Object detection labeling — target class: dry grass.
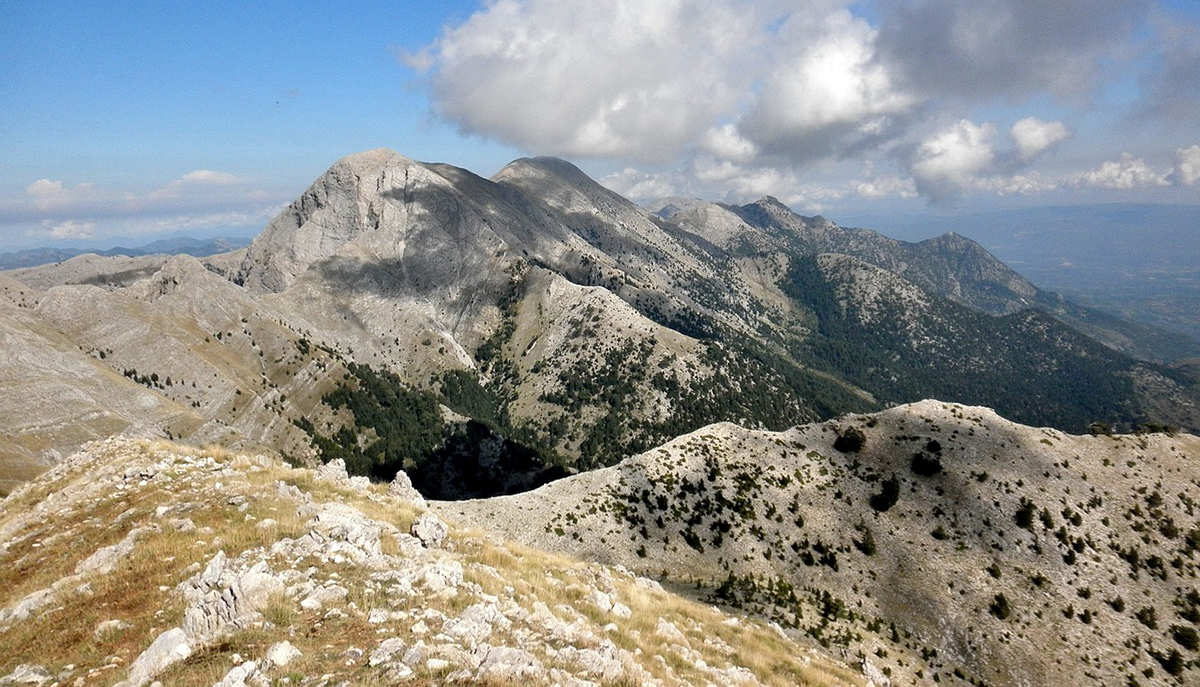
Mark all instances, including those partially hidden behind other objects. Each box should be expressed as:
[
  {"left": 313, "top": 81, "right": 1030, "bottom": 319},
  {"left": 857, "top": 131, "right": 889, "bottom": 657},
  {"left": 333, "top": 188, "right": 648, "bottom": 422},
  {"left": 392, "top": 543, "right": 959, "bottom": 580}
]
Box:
[{"left": 1, "top": 439, "right": 862, "bottom": 686}]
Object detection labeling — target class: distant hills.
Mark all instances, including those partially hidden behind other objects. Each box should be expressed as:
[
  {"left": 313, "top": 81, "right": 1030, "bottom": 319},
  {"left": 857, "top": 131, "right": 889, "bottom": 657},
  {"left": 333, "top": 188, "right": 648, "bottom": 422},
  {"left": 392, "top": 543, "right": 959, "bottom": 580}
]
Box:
[
  {"left": 0, "top": 236, "right": 251, "bottom": 270},
  {"left": 857, "top": 203, "right": 1200, "bottom": 342}
]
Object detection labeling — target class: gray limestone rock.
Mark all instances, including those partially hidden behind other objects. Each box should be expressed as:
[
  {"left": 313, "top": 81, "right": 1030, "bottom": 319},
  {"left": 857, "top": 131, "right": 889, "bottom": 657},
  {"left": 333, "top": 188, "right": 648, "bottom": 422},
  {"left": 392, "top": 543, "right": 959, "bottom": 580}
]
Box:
[
  {"left": 116, "top": 627, "right": 192, "bottom": 687},
  {"left": 388, "top": 469, "right": 427, "bottom": 508},
  {"left": 76, "top": 525, "right": 156, "bottom": 576},
  {"left": 264, "top": 641, "right": 302, "bottom": 668},
  {"left": 212, "top": 660, "right": 259, "bottom": 687},
  {"left": 368, "top": 637, "right": 407, "bottom": 667},
  {"left": 444, "top": 602, "right": 509, "bottom": 646},
  {"left": 475, "top": 646, "right": 544, "bottom": 681},
  {"left": 314, "top": 458, "right": 349, "bottom": 484},
  {"left": 410, "top": 511, "right": 447, "bottom": 549},
  {"left": 0, "top": 664, "right": 52, "bottom": 685}
]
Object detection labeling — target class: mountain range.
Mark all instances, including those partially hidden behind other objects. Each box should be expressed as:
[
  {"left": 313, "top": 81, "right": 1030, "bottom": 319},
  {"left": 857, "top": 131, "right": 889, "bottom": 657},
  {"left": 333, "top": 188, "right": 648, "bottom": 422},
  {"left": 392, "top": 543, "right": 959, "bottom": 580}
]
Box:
[
  {"left": 0, "top": 236, "right": 252, "bottom": 271},
  {"left": 2, "top": 149, "right": 1199, "bottom": 685},
  {"left": 2, "top": 148, "right": 1197, "bottom": 496}
]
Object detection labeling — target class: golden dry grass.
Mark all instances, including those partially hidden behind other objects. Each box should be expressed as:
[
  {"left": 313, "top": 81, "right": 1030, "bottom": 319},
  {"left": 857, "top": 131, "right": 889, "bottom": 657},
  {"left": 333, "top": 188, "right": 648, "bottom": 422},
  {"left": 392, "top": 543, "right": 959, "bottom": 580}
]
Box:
[{"left": 0, "top": 439, "right": 861, "bottom": 686}]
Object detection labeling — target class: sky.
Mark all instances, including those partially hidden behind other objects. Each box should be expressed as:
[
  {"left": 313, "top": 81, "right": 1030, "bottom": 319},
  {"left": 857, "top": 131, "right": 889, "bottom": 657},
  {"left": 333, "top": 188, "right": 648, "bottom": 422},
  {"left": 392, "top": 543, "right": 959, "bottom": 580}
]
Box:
[{"left": 3, "top": 0, "right": 1200, "bottom": 250}]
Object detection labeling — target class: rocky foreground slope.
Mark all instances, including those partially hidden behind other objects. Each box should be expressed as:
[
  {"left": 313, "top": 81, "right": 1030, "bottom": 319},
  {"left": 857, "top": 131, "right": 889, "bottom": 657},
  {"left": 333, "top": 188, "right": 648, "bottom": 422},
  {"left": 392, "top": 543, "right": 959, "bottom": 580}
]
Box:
[
  {"left": 0, "top": 437, "right": 863, "bottom": 687},
  {"left": 442, "top": 400, "right": 1200, "bottom": 687}
]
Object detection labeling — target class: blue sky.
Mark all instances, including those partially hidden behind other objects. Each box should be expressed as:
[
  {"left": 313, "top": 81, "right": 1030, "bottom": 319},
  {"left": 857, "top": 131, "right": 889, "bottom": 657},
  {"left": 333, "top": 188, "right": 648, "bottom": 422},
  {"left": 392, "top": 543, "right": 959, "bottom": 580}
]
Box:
[{"left": 3, "top": 1, "right": 1200, "bottom": 249}]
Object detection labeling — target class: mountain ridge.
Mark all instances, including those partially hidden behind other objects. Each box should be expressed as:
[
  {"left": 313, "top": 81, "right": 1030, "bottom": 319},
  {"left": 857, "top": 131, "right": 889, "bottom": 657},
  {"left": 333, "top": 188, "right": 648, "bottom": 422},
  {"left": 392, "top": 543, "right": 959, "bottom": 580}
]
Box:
[{"left": 2, "top": 147, "right": 1197, "bottom": 498}]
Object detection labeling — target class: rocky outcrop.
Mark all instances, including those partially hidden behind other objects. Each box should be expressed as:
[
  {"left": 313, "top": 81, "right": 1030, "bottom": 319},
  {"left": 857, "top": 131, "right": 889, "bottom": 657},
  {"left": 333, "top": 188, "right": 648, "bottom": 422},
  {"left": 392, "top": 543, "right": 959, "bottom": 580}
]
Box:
[{"left": 0, "top": 438, "right": 862, "bottom": 687}]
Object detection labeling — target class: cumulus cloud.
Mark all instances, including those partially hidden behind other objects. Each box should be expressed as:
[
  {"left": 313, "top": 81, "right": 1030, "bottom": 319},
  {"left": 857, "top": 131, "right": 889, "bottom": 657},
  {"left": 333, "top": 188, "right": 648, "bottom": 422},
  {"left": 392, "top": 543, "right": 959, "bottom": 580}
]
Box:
[
  {"left": 737, "top": 9, "right": 915, "bottom": 162},
  {"left": 412, "top": 0, "right": 1198, "bottom": 207},
  {"left": 599, "top": 168, "right": 679, "bottom": 202},
  {"left": 1169, "top": 145, "right": 1200, "bottom": 186},
  {"left": 1066, "top": 153, "right": 1170, "bottom": 189},
  {"left": 25, "top": 179, "right": 97, "bottom": 211},
  {"left": 690, "top": 156, "right": 847, "bottom": 209},
  {"left": 852, "top": 175, "right": 917, "bottom": 200},
  {"left": 909, "top": 120, "right": 997, "bottom": 202},
  {"left": 702, "top": 124, "right": 759, "bottom": 164},
  {"left": 413, "top": 0, "right": 760, "bottom": 161},
  {"left": 1010, "top": 118, "right": 1071, "bottom": 161},
  {"left": 34, "top": 219, "right": 96, "bottom": 239}
]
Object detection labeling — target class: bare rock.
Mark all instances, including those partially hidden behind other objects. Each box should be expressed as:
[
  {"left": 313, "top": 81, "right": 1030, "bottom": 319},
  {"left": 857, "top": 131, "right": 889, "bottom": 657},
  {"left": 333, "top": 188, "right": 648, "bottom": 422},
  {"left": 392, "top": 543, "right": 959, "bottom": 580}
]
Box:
[
  {"left": 0, "top": 664, "right": 52, "bottom": 685},
  {"left": 212, "top": 660, "right": 259, "bottom": 687},
  {"left": 414, "top": 559, "right": 463, "bottom": 593},
  {"left": 444, "top": 602, "right": 509, "bottom": 646},
  {"left": 75, "top": 525, "right": 156, "bottom": 576},
  {"left": 264, "top": 641, "right": 302, "bottom": 668},
  {"left": 93, "top": 619, "right": 133, "bottom": 638},
  {"left": 388, "top": 470, "right": 427, "bottom": 508},
  {"left": 314, "top": 458, "right": 349, "bottom": 484},
  {"left": 116, "top": 627, "right": 192, "bottom": 687},
  {"left": 299, "top": 584, "right": 348, "bottom": 611},
  {"left": 369, "top": 638, "right": 407, "bottom": 667},
  {"left": 475, "top": 645, "right": 544, "bottom": 681},
  {"left": 410, "top": 511, "right": 447, "bottom": 548}
]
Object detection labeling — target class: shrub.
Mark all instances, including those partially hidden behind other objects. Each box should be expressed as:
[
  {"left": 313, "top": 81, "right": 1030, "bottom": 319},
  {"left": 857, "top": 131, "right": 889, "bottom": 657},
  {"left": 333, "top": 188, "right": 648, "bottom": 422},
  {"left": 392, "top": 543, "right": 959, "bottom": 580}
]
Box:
[
  {"left": 854, "top": 525, "right": 877, "bottom": 556},
  {"left": 869, "top": 477, "right": 900, "bottom": 512},
  {"left": 910, "top": 453, "right": 943, "bottom": 477},
  {"left": 833, "top": 427, "right": 866, "bottom": 453},
  {"left": 990, "top": 594, "right": 1011, "bottom": 620},
  {"left": 1014, "top": 499, "right": 1037, "bottom": 529},
  {"left": 1171, "top": 625, "right": 1199, "bottom": 651}
]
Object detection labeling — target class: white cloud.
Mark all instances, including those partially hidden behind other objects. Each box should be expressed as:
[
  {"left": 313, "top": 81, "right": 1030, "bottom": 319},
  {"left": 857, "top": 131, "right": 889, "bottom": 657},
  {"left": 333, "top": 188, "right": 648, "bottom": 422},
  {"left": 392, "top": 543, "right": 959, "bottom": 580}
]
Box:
[
  {"left": 1170, "top": 144, "right": 1200, "bottom": 186},
  {"left": 417, "top": 0, "right": 759, "bottom": 161},
  {"left": 37, "top": 219, "right": 96, "bottom": 239},
  {"left": 412, "top": 0, "right": 1200, "bottom": 207},
  {"left": 973, "top": 173, "right": 1056, "bottom": 195},
  {"left": 25, "top": 179, "right": 96, "bottom": 210},
  {"left": 179, "top": 170, "right": 241, "bottom": 185},
  {"left": 909, "top": 120, "right": 997, "bottom": 201},
  {"left": 702, "top": 124, "right": 759, "bottom": 164},
  {"left": 151, "top": 170, "right": 244, "bottom": 199},
  {"left": 1010, "top": 118, "right": 1071, "bottom": 161},
  {"left": 852, "top": 175, "right": 917, "bottom": 200},
  {"left": 739, "top": 9, "right": 916, "bottom": 161},
  {"left": 147, "top": 206, "right": 284, "bottom": 233},
  {"left": 599, "top": 168, "right": 679, "bottom": 202},
  {"left": 691, "top": 156, "right": 846, "bottom": 208},
  {"left": 1066, "top": 153, "right": 1170, "bottom": 189}
]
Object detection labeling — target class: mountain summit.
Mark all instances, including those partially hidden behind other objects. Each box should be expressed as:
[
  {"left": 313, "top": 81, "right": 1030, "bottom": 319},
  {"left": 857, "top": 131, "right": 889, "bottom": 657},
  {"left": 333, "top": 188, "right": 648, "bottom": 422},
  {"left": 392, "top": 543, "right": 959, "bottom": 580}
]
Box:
[{"left": 3, "top": 148, "right": 1199, "bottom": 496}]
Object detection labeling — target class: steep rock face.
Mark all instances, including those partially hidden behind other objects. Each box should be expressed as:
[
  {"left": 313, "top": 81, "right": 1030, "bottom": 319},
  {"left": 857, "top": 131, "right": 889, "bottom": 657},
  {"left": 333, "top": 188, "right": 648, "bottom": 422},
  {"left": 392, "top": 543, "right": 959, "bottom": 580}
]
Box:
[
  {"left": 441, "top": 400, "right": 1200, "bottom": 687},
  {"left": 240, "top": 150, "right": 516, "bottom": 332}
]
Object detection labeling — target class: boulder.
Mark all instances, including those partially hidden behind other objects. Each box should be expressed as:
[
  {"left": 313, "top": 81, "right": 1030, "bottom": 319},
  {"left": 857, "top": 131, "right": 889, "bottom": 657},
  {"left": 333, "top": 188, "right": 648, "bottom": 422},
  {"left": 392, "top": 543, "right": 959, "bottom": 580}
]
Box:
[
  {"left": 388, "top": 470, "right": 427, "bottom": 508},
  {"left": 116, "top": 627, "right": 192, "bottom": 687},
  {"left": 410, "top": 512, "right": 447, "bottom": 548},
  {"left": 0, "top": 664, "right": 52, "bottom": 685},
  {"left": 265, "top": 641, "right": 302, "bottom": 668}
]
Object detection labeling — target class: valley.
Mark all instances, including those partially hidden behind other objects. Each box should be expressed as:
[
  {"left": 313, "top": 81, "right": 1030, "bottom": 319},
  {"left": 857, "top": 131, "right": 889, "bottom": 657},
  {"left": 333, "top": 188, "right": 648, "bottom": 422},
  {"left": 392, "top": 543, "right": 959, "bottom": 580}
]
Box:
[{"left": 1, "top": 149, "right": 1198, "bottom": 686}]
